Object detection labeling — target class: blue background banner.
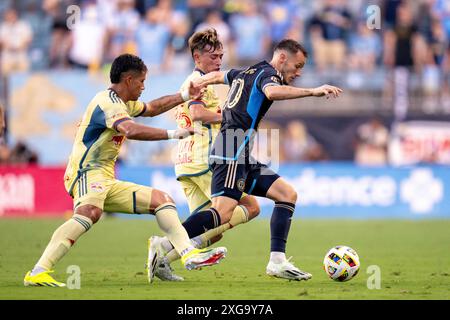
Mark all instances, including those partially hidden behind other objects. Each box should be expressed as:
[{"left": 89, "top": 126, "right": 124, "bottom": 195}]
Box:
[{"left": 117, "top": 163, "right": 450, "bottom": 219}]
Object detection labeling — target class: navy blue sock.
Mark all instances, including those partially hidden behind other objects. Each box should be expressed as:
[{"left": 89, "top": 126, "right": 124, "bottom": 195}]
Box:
[
  {"left": 182, "top": 208, "right": 221, "bottom": 238},
  {"left": 270, "top": 202, "right": 295, "bottom": 252}
]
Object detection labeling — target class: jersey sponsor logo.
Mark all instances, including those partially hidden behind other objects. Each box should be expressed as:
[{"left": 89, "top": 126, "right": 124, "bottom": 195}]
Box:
[
  {"left": 244, "top": 68, "right": 257, "bottom": 75},
  {"left": 176, "top": 140, "right": 195, "bottom": 165},
  {"left": 89, "top": 182, "right": 104, "bottom": 193},
  {"left": 110, "top": 135, "right": 125, "bottom": 146}
]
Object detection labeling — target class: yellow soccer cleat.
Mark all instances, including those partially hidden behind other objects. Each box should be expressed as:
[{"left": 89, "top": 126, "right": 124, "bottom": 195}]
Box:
[
  {"left": 181, "top": 247, "right": 227, "bottom": 271},
  {"left": 24, "top": 270, "right": 66, "bottom": 287}
]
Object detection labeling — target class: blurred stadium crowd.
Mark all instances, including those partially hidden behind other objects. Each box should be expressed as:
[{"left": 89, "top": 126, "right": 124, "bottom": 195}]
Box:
[
  {"left": 0, "top": 0, "right": 449, "bottom": 167},
  {"left": 1, "top": 0, "right": 449, "bottom": 80}
]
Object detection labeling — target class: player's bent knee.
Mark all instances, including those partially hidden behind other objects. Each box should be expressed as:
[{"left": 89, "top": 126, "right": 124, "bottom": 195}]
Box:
[
  {"left": 242, "top": 202, "right": 260, "bottom": 220},
  {"left": 239, "top": 196, "right": 260, "bottom": 220},
  {"left": 75, "top": 205, "right": 103, "bottom": 224},
  {"left": 248, "top": 201, "right": 260, "bottom": 220},
  {"left": 220, "top": 211, "right": 232, "bottom": 224},
  {"left": 284, "top": 187, "right": 298, "bottom": 204},
  {"left": 211, "top": 197, "right": 238, "bottom": 224},
  {"left": 267, "top": 178, "right": 298, "bottom": 204},
  {"left": 151, "top": 189, "right": 175, "bottom": 211},
  {"left": 216, "top": 208, "right": 234, "bottom": 224},
  {"left": 274, "top": 186, "right": 297, "bottom": 204}
]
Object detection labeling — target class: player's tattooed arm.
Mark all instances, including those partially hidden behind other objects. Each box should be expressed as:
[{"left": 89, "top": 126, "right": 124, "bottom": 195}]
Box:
[
  {"left": 264, "top": 84, "right": 343, "bottom": 101},
  {"left": 142, "top": 82, "right": 204, "bottom": 117}
]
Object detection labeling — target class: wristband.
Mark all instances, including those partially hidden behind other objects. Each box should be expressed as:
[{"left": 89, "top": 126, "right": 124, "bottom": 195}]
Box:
[
  {"left": 181, "top": 89, "right": 190, "bottom": 102},
  {"left": 167, "top": 130, "right": 176, "bottom": 139}
]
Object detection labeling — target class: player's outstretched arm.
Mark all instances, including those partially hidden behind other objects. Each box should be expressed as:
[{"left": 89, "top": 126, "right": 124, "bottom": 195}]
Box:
[
  {"left": 264, "top": 84, "right": 343, "bottom": 101},
  {"left": 192, "top": 71, "right": 227, "bottom": 87},
  {"left": 142, "top": 82, "right": 205, "bottom": 117},
  {"left": 186, "top": 71, "right": 228, "bottom": 124},
  {"left": 117, "top": 119, "right": 200, "bottom": 141}
]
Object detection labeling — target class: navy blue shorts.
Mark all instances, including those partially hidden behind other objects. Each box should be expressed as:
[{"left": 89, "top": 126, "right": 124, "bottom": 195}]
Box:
[{"left": 210, "top": 159, "right": 280, "bottom": 201}]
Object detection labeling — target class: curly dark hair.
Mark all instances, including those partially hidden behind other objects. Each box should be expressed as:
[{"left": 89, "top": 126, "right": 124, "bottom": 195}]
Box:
[
  {"left": 110, "top": 54, "right": 147, "bottom": 84},
  {"left": 188, "top": 28, "right": 223, "bottom": 57}
]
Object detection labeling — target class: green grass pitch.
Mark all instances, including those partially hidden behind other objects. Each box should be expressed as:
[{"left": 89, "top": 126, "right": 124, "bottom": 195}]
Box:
[{"left": 0, "top": 217, "right": 449, "bottom": 300}]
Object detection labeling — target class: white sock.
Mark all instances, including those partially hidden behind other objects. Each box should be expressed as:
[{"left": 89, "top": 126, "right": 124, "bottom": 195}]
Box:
[
  {"left": 160, "top": 236, "right": 175, "bottom": 253},
  {"left": 30, "top": 266, "right": 47, "bottom": 276},
  {"left": 191, "top": 236, "right": 203, "bottom": 248},
  {"left": 270, "top": 251, "right": 286, "bottom": 264}
]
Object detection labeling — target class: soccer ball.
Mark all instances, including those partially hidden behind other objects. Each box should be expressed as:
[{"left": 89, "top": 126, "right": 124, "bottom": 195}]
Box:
[{"left": 323, "top": 245, "right": 360, "bottom": 282}]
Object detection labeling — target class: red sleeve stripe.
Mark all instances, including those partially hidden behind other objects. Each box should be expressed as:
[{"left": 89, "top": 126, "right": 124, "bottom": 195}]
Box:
[{"left": 113, "top": 117, "right": 132, "bottom": 131}]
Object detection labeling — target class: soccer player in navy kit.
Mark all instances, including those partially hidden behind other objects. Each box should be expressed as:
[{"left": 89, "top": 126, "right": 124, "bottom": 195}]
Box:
[{"left": 182, "top": 39, "right": 343, "bottom": 281}]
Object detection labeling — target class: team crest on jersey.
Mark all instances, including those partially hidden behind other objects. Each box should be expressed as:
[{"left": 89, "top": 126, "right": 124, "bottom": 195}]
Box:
[
  {"left": 244, "top": 68, "right": 256, "bottom": 75},
  {"left": 111, "top": 135, "right": 125, "bottom": 146},
  {"left": 271, "top": 76, "right": 281, "bottom": 84},
  {"left": 90, "top": 182, "right": 104, "bottom": 193},
  {"left": 177, "top": 113, "right": 192, "bottom": 128},
  {"left": 237, "top": 178, "right": 246, "bottom": 192}
]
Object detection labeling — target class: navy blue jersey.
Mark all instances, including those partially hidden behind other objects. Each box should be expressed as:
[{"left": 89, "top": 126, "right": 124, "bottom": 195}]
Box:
[
  {"left": 211, "top": 61, "right": 282, "bottom": 161},
  {"left": 221, "top": 61, "right": 282, "bottom": 131}
]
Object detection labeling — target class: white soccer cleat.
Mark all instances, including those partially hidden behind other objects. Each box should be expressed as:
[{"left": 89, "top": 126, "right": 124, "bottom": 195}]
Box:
[
  {"left": 146, "top": 236, "right": 164, "bottom": 283},
  {"left": 181, "top": 247, "right": 227, "bottom": 271},
  {"left": 155, "top": 257, "right": 184, "bottom": 282},
  {"left": 266, "top": 257, "right": 312, "bottom": 281}
]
